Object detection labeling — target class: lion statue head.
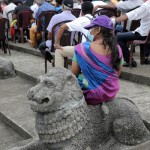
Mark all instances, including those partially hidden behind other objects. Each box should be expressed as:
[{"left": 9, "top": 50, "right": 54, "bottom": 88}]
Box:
[
  {"left": 28, "top": 67, "right": 85, "bottom": 113},
  {"left": 27, "top": 67, "right": 89, "bottom": 144}
]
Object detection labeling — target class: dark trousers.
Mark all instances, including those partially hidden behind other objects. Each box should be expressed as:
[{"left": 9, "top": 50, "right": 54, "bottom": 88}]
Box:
[
  {"left": 117, "top": 32, "right": 147, "bottom": 62},
  {"left": 39, "top": 41, "right": 53, "bottom": 62},
  {"left": 39, "top": 42, "right": 48, "bottom": 57}
]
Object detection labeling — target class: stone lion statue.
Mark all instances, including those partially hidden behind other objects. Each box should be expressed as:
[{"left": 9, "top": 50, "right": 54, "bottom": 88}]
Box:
[
  {"left": 0, "top": 57, "right": 16, "bottom": 79},
  {"left": 10, "top": 67, "right": 150, "bottom": 150}
]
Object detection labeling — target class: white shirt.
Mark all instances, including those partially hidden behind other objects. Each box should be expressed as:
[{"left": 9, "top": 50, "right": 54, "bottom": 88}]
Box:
[
  {"left": 92, "top": 1, "right": 107, "bottom": 7},
  {"left": 116, "top": 0, "right": 144, "bottom": 13},
  {"left": 117, "top": 0, "right": 144, "bottom": 31},
  {"left": 73, "top": 3, "right": 81, "bottom": 9},
  {"left": 66, "top": 14, "right": 93, "bottom": 42},
  {"left": 126, "top": 0, "right": 150, "bottom": 36},
  {"left": 3, "top": 3, "right": 16, "bottom": 22},
  {"left": 30, "top": 3, "right": 39, "bottom": 18}
]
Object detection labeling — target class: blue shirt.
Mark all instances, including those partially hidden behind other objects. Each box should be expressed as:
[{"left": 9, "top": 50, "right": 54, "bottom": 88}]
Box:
[
  {"left": 55, "top": 6, "right": 62, "bottom": 13},
  {"left": 36, "top": 2, "right": 55, "bottom": 31}
]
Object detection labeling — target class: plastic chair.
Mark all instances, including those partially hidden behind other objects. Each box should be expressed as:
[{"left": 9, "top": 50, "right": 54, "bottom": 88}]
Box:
[
  {"left": 123, "top": 6, "right": 140, "bottom": 32},
  {"left": 16, "top": 10, "right": 33, "bottom": 43},
  {"left": 123, "top": 19, "right": 140, "bottom": 32},
  {"left": 0, "top": 18, "right": 11, "bottom": 55},
  {"left": 45, "top": 20, "right": 73, "bottom": 73},
  {"left": 129, "top": 31, "right": 150, "bottom": 68},
  {"left": 35, "top": 10, "right": 56, "bottom": 48},
  {"left": 72, "top": 9, "right": 81, "bottom": 18},
  {"left": 123, "top": 19, "right": 141, "bottom": 57}
]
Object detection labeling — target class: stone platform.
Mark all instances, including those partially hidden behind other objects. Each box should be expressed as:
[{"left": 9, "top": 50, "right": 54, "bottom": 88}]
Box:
[{"left": 9, "top": 42, "right": 150, "bottom": 86}]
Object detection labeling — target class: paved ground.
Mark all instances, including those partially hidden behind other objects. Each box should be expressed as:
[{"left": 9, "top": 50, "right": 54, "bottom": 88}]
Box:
[
  {"left": 0, "top": 42, "right": 150, "bottom": 149},
  {"left": 9, "top": 42, "right": 150, "bottom": 75},
  {"left": 0, "top": 76, "right": 36, "bottom": 136},
  {"left": 9, "top": 42, "right": 150, "bottom": 86},
  {"left": 0, "top": 50, "right": 51, "bottom": 79},
  {"left": 118, "top": 79, "right": 150, "bottom": 122},
  {"left": 0, "top": 119, "right": 23, "bottom": 150},
  {"left": 0, "top": 76, "right": 37, "bottom": 150}
]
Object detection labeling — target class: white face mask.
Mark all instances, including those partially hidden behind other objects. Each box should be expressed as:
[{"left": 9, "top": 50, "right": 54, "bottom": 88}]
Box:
[{"left": 87, "top": 31, "right": 94, "bottom": 42}]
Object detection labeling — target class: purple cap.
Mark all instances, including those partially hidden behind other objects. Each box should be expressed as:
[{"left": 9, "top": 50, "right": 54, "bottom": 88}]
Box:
[{"left": 84, "top": 15, "right": 113, "bottom": 30}]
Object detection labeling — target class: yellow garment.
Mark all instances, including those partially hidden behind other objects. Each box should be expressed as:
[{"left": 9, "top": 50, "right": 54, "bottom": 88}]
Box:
[
  {"left": 30, "top": 25, "right": 41, "bottom": 48},
  {"left": 111, "top": 0, "right": 119, "bottom": 4},
  {"left": 10, "top": 19, "right": 17, "bottom": 27}
]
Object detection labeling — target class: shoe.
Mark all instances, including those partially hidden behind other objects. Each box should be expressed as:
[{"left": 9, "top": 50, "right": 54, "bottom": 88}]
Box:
[
  {"left": 144, "top": 59, "right": 150, "bottom": 64},
  {"left": 47, "top": 58, "right": 55, "bottom": 67},
  {"left": 51, "top": 59, "right": 55, "bottom": 67},
  {"left": 123, "top": 60, "right": 137, "bottom": 67}
]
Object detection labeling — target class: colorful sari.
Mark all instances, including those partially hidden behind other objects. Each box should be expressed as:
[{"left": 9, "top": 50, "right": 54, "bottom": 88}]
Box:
[{"left": 74, "top": 41, "right": 120, "bottom": 105}]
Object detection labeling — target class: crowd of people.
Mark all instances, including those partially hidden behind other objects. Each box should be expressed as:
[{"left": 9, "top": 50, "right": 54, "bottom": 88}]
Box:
[{"left": 0, "top": 0, "right": 150, "bottom": 104}]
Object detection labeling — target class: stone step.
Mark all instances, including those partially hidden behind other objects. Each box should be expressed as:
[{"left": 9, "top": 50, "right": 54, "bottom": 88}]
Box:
[
  {"left": 0, "top": 76, "right": 37, "bottom": 149},
  {"left": 0, "top": 112, "right": 33, "bottom": 150},
  {"left": 0, "top": 118, "right": 24, "bottom": 150},
  {"left": 9, "top": 42, "right": 150, "bottom": 86}
]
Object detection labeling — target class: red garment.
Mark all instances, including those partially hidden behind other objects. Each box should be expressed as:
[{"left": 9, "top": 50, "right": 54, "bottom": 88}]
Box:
[{"left": 10, "top": 27, "right": 15, "bottom": 37}]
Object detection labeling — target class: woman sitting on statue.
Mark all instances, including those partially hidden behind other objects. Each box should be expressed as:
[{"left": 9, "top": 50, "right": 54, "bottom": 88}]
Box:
[{"left": 72, "top": 15, "right": 123, "bottom": 105}]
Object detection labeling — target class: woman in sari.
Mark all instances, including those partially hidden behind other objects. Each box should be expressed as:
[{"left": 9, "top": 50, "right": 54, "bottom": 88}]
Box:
[{"left": 72, "top": 15, "right": 123, "bottom": 105}]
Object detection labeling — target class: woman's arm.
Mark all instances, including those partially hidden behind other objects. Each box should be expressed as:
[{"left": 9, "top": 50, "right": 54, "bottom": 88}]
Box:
[
  {"left": 72, "top": 61, "right": 81, "bottom": 77},
  {"left": 118, "top": 65, "right": 123, "bottom": 76},
  {"left": 117, "top": 45, "right": 123, "bottom": 77}
]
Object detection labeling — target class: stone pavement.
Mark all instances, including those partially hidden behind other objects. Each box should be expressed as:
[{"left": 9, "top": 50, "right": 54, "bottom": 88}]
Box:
[
  {"left": 9, "top": 42, "right": 150, "bottom": 86},
  {"left": 0, "top": 76, "right": 36, "bottom": 150},
  {"left": 0, "top": 42, "right": 150, "bottom": 149}
]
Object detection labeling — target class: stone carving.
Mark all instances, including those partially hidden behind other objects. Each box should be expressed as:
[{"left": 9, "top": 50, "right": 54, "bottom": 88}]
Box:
[
  {"left": 10, "top": 67, "right": 150, "bottom": 150},
  {"left": 0, "top": 57, "right": 16, "bottom": 79}
]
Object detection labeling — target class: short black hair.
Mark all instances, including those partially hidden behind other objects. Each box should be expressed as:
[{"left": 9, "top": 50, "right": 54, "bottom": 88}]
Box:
[
  {"left": 81, "top": 1, "right": 93, "bottom": 15},
  {"left": 7, "top": 0, "right": 13, "bottom": 4},
  {"left": 2, "top": 0, "right": 8, "bottom": 4},
  {"left": 82, "top": 0, "right": 92, "bottom": 2},
  {"left": 14, "top": 0, "right": 23, "bottom": 5},
  {"left": 56, "top": 0, "right": 63, "bottom": 5}
]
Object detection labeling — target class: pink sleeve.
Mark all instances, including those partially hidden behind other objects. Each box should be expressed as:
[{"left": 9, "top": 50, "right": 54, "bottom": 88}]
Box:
[{"left": 117, "top": 45, "right": 123, "bottom": 59}]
